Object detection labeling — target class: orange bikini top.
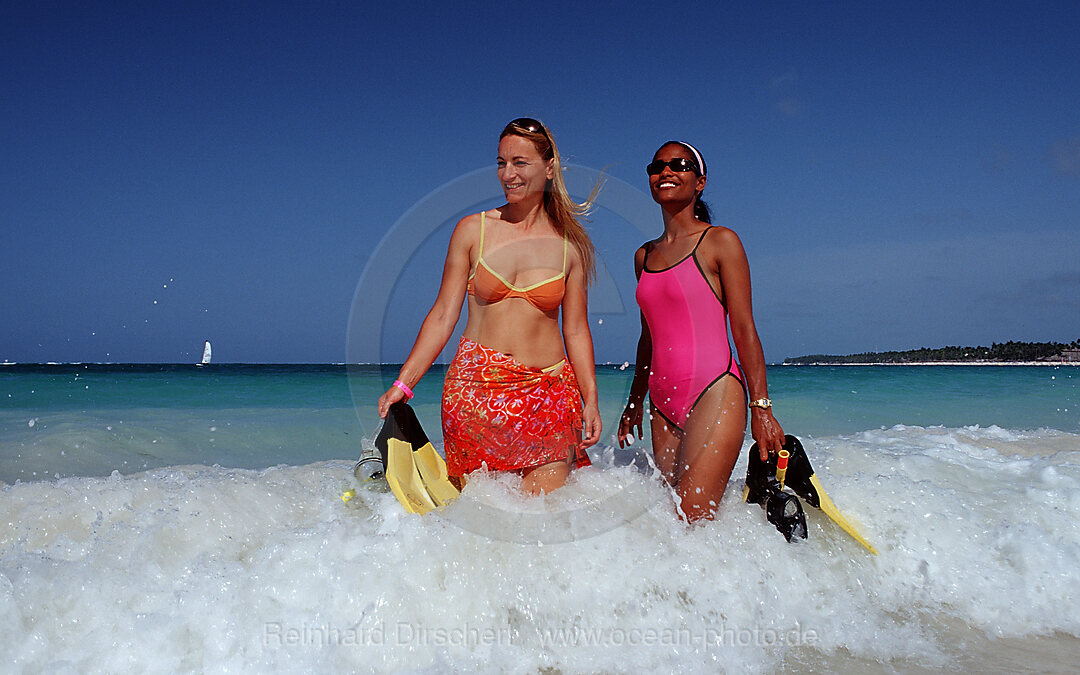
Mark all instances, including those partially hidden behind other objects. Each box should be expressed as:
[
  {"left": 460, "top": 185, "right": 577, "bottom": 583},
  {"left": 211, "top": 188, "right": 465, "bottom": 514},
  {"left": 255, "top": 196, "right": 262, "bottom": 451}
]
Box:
[{"left": 467, "top": 211, "right": 567, "bottom": 312}]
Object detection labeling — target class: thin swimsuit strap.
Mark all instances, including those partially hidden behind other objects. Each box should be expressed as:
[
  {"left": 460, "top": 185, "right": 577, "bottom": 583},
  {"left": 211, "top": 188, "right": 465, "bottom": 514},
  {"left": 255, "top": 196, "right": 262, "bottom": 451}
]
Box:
[
  {"left": 643, "top": 227, "right": 711, "bottom": 272},
  {"left": 469, "top": 211, "right": 488, "bottom": 280},
  {"left": 477, "top": 210, "right": 486, "bottom": 268},
  {"left": 561, "top": 232, "right": 568, "bottom": 273}
]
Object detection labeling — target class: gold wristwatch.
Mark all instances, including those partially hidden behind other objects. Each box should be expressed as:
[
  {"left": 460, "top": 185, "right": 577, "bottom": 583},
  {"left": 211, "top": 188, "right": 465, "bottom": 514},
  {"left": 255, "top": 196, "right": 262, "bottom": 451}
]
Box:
[{"left": 748, "top": 398, "right": 772, "bottom": 410}]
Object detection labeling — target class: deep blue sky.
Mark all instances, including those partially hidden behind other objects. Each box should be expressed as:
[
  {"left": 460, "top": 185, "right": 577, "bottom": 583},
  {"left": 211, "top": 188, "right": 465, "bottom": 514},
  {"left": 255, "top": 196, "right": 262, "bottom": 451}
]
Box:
[{"left": 3, "top": 2, "right": 1078, "bottom": 364}]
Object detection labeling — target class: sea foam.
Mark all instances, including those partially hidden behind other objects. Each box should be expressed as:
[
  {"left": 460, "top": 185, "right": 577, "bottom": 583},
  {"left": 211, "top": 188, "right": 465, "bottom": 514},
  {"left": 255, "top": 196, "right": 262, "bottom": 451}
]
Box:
[{"left": 2, "top": 426, "right": 1079, "bottom": 673}]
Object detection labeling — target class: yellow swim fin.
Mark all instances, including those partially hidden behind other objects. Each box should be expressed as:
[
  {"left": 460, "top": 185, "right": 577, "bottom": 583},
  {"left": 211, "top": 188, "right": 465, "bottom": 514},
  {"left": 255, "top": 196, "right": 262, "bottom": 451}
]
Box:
[
  {"left": 808, "top": 475, "right": 878, "bottom": 555},
  {"left": 745, "top": 435, "right": 877, "bottom": 554},
  {"left": 375, "top": 402, "right": 459, "bottom": 514},
  {"left": 413, "top": 442, "right": 460, "bottom": 506},
  {"left": 385, "top": 438, "right": 436, "bottom": 514}
]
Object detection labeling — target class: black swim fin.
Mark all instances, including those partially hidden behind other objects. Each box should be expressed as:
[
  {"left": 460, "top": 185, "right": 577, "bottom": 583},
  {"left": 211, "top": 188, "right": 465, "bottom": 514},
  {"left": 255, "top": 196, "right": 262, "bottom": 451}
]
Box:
[
  {"left": 375, "top": 401, "right": 430, "bottom": 466},
  {"left": 375, "top": 402, "right": 460, "bottom": 514},
  {"left": 744, "top": 435, "right": 877, "bottom": 554}
]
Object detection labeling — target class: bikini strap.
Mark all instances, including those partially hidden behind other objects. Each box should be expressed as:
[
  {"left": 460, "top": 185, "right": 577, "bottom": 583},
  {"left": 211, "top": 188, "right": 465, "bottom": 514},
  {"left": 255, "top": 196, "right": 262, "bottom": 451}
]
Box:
[
  {"left": 479, "top": 211, "right": 486, "bottom": 256},
  {"left": 468, "top": 211, "right": 487, "bottom": 282},
  {"left": 561, "top": 236, "right": 568, "bottom": 273}
]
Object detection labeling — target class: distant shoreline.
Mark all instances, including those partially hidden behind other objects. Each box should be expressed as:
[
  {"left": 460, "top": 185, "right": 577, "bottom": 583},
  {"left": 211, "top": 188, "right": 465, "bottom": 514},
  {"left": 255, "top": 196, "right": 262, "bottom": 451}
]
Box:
[{"left": 784, "top": 340, "right": 1080, "bottom": 366}]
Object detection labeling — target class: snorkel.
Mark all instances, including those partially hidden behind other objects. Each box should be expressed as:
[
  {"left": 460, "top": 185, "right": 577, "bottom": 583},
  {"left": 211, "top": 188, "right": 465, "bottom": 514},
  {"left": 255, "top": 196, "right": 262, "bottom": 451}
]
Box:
[{"left": 775, "top": 449, "right": 790, "bottom": 488}]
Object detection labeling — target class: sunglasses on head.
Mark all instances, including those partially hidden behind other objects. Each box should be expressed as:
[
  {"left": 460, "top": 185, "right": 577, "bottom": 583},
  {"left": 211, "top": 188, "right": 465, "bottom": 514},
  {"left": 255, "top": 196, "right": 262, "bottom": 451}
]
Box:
[
  {"left": 646, "top": 158, "right": 701, "bottom": 176},
  {"left": 508, "top": 117, "right": 551, "bottom": 140}
]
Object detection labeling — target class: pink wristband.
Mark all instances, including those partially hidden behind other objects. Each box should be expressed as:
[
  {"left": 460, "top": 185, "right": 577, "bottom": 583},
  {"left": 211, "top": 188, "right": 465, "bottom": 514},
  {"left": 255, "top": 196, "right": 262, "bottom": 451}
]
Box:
[{"left": 393, "top": 379, "right": 414, "bottom": 400}]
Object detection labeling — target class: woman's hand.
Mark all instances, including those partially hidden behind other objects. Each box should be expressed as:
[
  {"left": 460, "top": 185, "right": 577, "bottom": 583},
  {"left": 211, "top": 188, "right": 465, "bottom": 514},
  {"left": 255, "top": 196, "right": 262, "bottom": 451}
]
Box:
[
  {"left": 750, "top": 407, "right": 785, "bottom": 461},
  {"left": 377, "top": 385, "right": 407, "bottom": 419},
  {"left": 578, "top": 401, "right": 602, "bottom": 450},
  {"left": 617, "top": 399, "right": 645, "bottom": 448}
]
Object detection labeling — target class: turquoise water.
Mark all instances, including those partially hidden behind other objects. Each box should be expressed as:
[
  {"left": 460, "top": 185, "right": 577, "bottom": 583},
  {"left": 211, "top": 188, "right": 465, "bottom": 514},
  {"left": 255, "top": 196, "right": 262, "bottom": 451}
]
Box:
[
  {"left": 1, "top": 364, "right": 1077, "bottom": 483},
  {"left": 768, "top": 364, "right": 1079, "bottom": 434},
  {"left": 2, "top": 363, "right": 1079, "bottom": 672}
]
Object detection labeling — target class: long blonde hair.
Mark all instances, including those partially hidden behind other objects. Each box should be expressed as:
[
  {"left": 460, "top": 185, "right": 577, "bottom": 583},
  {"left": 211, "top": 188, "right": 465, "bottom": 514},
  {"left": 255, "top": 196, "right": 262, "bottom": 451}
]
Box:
[{"left": 500, "top": 118, "right": 600, "bottom": 286}]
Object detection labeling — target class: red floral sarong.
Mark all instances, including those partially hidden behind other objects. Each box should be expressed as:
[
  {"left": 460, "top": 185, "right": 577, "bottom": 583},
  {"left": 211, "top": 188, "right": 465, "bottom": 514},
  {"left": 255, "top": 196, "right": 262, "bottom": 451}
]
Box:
[{"left": 441, "top": 337, "right": 589, "bottom": 478}]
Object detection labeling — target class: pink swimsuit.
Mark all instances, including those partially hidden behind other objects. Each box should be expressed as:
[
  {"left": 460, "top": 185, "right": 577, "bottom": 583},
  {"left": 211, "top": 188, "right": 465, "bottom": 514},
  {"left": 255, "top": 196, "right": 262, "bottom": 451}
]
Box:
[{"left": 635, "top": 227, "right": 746, "bottom": 430}]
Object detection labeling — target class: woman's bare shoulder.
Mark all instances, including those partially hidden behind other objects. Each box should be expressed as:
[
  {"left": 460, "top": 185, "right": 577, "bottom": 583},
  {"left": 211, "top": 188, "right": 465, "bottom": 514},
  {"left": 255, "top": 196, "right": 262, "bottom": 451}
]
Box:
[
  {"left": 457, "top": 211, "right": 486, "bottom": 228},
  {"left": 702, "top": 224, "right": 744, "bottom": 252},
  {"left": 449, "top": 211, "right": 484, "bottom": 237},
  {"left": 443, "top": 213, "right": 485, "bottom": 256},
  {"left": 637, "top": 235, "right": 663, "bottom": 254}
]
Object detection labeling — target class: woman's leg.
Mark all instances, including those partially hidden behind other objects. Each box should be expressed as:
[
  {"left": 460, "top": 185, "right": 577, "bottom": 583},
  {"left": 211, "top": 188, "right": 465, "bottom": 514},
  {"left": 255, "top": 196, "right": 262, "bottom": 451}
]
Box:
[
  {"left": 649, "top": 406, "right": 683, "bottom": 486},
  {"left": 521, "top": 460, "right": 571, "bottom": 495},
  {"left": 673, "top": 376, "right": 747, "bottom": 522}
]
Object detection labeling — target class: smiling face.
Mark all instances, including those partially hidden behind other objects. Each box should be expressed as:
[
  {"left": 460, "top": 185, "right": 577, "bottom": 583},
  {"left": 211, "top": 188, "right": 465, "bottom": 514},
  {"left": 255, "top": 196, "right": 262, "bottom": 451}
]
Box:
[
  {"left": 497, "top": 134, "right": 554, "bottom": 203},
  {"left": 649, "top": 142, "right": 707, "bottom": 206}
]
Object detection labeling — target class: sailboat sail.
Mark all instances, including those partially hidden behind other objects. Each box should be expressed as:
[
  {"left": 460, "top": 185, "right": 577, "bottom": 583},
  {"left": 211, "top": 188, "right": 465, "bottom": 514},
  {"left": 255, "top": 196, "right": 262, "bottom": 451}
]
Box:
[{"left": 201, "top": 341, "right": 212, "bottom": 365}]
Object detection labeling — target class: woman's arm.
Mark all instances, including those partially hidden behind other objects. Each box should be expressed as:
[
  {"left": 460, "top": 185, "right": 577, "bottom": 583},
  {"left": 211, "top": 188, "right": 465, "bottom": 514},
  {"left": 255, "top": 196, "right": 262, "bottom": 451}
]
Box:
[
  {"left": 618, "top": 245, "right": 651, "bottom": 447},
  {"left": 561, "top": 247, "right": 601, "bottom": 450},
  {"left": 377, "top": 215, "right": 476, "bottom": 418},
  {"left": 712, "top": 228, "right": 785, "bottom": 459}
]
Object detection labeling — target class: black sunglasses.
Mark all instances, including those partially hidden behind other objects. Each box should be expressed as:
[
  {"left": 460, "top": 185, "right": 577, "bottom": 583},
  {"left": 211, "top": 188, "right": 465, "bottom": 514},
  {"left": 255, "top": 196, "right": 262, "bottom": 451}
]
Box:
[
  {"left": 508, "top": 117, "right": 551, "bottom": 141},
  {"left": 646, "top": 157, "right": 701, "bottom": 176}
]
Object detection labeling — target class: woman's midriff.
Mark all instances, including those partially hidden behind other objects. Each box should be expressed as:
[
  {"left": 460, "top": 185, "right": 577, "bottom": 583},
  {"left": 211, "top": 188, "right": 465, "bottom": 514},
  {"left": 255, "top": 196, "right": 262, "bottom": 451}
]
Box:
[{"left": 463, "top": 297, "right": 566, "bottom": 369}]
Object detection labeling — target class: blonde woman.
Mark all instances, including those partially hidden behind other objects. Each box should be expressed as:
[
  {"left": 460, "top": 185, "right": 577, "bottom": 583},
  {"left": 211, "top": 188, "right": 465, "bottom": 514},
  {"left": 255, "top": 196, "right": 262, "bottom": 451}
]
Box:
[{"left": 378, "top": 118, "right": 601, "bottom": 494}]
